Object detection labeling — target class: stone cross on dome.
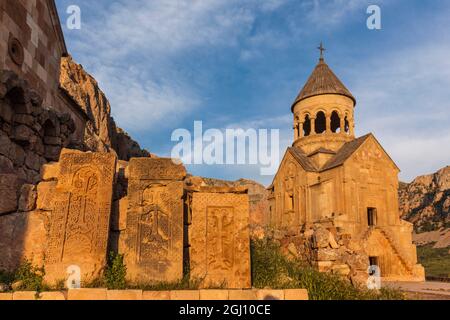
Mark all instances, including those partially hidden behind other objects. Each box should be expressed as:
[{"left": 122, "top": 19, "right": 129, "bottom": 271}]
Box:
[{"left": 317, "top": 42, "right": 326, "bottom": 61}]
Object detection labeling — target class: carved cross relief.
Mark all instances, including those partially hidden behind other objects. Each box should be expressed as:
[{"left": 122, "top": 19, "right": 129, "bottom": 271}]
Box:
[
  {"left": 207, "top": 207, "right": 234, "bottom": 272},
  {"left": 63, "top": 167, "right": 99, "bottom": 260},
  {"left": 137, "top": 186, "right": 170, "bottom": 263}
]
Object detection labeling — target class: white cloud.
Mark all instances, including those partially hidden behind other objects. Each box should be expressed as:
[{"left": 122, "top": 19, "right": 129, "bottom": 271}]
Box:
[
  {"left": 351, "top": 43, "right": 450, "bottom": 181},
  {"left": 67, "top": 0, "right": 289, "bottom": 132}
]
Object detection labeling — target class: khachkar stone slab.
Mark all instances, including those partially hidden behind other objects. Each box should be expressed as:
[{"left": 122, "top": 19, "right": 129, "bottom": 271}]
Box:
[
  {"left": 190, "top": 190, "right": 251, "bottom": 289},
  {"left": 45, "top": 150, "right": 117, "bottom": 285},
  {"left": 125, "top": 158, "right": 186, "bottom": 283}
]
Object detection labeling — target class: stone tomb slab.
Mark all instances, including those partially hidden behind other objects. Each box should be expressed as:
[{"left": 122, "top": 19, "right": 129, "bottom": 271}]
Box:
[
  {"left": 44, "top": 150, "right": 116, "bottom": 285},
  {"left": 124, "top": 158, "right": 185, "bottom": 283},
  {"left": 190, "top": 191, "right": 251, "bottom": 289}
]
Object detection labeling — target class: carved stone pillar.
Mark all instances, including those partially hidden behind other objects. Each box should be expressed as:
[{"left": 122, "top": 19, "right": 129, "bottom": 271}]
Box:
[
  {"left": 311, "top": 117, "right": 316, "bottom": 135},
  {"left": 294, "top": 123, "right": 299, "bottom": 140},
  {"left": 299, "top": 122, "right": 304, "bottom": 139},
  {"left": 326, "top": 114, "right": 331, "bottom": 133},
  {"left": 350, "top": 118, "right": 355, "bottom": 136}
]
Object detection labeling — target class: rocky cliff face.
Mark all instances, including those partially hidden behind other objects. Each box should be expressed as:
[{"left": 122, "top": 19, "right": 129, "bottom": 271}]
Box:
[
  {"left": 59, "top": 56, "right": 150, "bottom": 160},
  {"left": 399, "top": 166, "right": 450, "bottom": 233}
]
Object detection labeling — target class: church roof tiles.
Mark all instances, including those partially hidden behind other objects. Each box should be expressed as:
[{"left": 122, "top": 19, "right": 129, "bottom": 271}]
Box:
[{"left": 292, "top": 58, "right": 355, "bottom": 110}]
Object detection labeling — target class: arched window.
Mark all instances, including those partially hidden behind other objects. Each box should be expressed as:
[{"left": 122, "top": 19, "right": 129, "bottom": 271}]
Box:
[
  {"left": 315, "top": 111, "right": 326, "bottom": 134},
  {"left": 43, "top": 119, "right": 57, "bottom": 137},
  {"left": 331, "top": 111, "right": 341, "bottom": 133},
  {"left": 303, "top": 115, "right": 311, "bottom": 136}
]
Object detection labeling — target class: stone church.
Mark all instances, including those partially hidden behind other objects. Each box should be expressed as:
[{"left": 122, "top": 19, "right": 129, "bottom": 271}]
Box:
[{"left": 268, "top": 50, "right": 425, "bottom": 281}]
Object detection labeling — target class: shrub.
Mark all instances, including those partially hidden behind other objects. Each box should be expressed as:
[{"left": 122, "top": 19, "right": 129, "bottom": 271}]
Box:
[
  {"left": 0, "top": 269, "right": 15, "bottom": 289},
  {"left": 251, "top": 239, "right": 405, "bottom": 300},
  {"left": 13, "top": 261, "right": 47, "bottom": 292},
  {"left": 104, "top": 252, "right": 127, "bottom": 290}
]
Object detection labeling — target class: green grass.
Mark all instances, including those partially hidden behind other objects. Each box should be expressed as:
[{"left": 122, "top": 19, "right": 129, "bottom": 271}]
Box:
[
  {"left": 417, "top": 245, "right": 450, "bottom": 278},
  {"left": 251, "top": 239, "right": 405, "bottom": 300}
]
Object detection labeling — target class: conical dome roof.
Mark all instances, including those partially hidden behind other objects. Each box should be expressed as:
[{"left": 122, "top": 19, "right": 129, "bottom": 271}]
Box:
[{"left": 292, "top": 58, "right": 355, "bottom": 110}]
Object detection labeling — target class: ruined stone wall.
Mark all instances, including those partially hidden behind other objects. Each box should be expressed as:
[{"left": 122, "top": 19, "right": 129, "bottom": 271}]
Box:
[{"left": 0, "top": 71, "right": 75, "bottom": 215}]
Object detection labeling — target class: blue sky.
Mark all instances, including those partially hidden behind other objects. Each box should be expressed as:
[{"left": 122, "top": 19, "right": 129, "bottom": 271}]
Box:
[{"left": 56, "top": 0, "right": 450, "bottom": 185}]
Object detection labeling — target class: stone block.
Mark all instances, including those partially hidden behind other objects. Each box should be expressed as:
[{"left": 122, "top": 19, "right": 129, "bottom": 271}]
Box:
[
  {"left": 313, "top": 228, "right": 330, "bottom": 249},
  {"left": 0, "top": 293, "right": 13, "bottom": 300},
  {"left": 124, "top": 158, "right": 185, "bottom": 283},
  {"left": 13, "top": 125, "right": 35, "bottom": 144},
  {"left": 0, "top": 134, "right": 13, "bottom": 158},
  {"left": 67, "top": 289, "right": 108, "bottom": 300},
  {"left": 331, "top": 264, "right": 351, "bottom": 276},
  {"left": 40, "top": 162, "right": 59, "bottom": 181},
  {"left": 36, "top": 181, "right": 56, "bottom": 211},
  {"left": 0, "top": 155, "right": 14, "bottom": 173},
  {"left": 0, "top": 211, "right": 49, "bottom": 271},
  {"left": 11, "top": 144, "right": 25, "bottom": 166},
  {"left": 128, "top": 157, "right": 187, "bottom": 180},
  {"left": 255, "top": 290, "right": 284, "bottom": 300},
  {"left": 170, "top": 290, "right": 200, "bottom": 300},
  {"left": 0, "top": 102, "right": 13, "bottom": 123},
  {"left": 315, "top": 261, "right": 334, "bottom": 272},
  {"left": 13, "top": 291, "right": 38, "bottom": 300},
  {"left": 44, "top": 151, "right": 116, "bottom": 285},
  {"left": 39, "top": 291, "right": 66, "bottom": 300},
  {"left": 329, "top": 232, "right": 340, "bottom": 249},
  {"left": 190, "top": 191, "right": 251, "bottom": 289},
  {"left": 14, "top": 114, "right": 34, "bottom": 126},
  {"left": 283, "top": 289, "right": 309, "bottom": 300},
  {"left": 107, "top": 290, "right": 143, "bottom": 300},
  {"left": 316, "top": 248, "right": 339, "bottom": 261},
  {"left": 142, "top": 291, "right": 171, "bottom": 300},
  {"left": 44, "top": 145, "right": 61, "bottom": 161},
  {"left": 0, "top": 173, "right": 18, "bottom": 214},
  {"left": 25, "top": 150, "right": 41, "bottom": 171},
  {"left": 43, "top": 136, "right": 62, "bottom": 146},
  {"left": 228, "top": 290, "right": 257, "bottom": 300},
  {"left": 18, "top": 184, "right": 37, "bottom": 212},
  {"left": 199, "top": 290, "right": 229, "bottom": 300}
]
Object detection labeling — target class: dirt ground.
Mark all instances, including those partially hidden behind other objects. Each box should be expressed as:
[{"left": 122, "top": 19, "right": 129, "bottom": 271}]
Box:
[{"left": 383, "top": 281, "right": 450, "bottom": 300}]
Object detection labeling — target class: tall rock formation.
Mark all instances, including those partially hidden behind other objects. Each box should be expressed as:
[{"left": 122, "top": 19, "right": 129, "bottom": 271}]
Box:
[
  {"left": 59, "top": 56, "right": 150, "bottom": 160},
  {"left": 399, "top": 166, "right": 450, "bottom": 233}
]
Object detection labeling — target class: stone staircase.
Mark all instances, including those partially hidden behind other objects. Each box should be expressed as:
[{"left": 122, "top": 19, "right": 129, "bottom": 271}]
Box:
[{"left": 363, "top": 227, "right": 413, "bottom": 276}]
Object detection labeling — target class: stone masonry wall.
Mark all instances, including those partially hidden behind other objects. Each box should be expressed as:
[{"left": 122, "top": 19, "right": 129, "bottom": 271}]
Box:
[{"left": 0, "top": 70, "right": 75, "bottom": 215}]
